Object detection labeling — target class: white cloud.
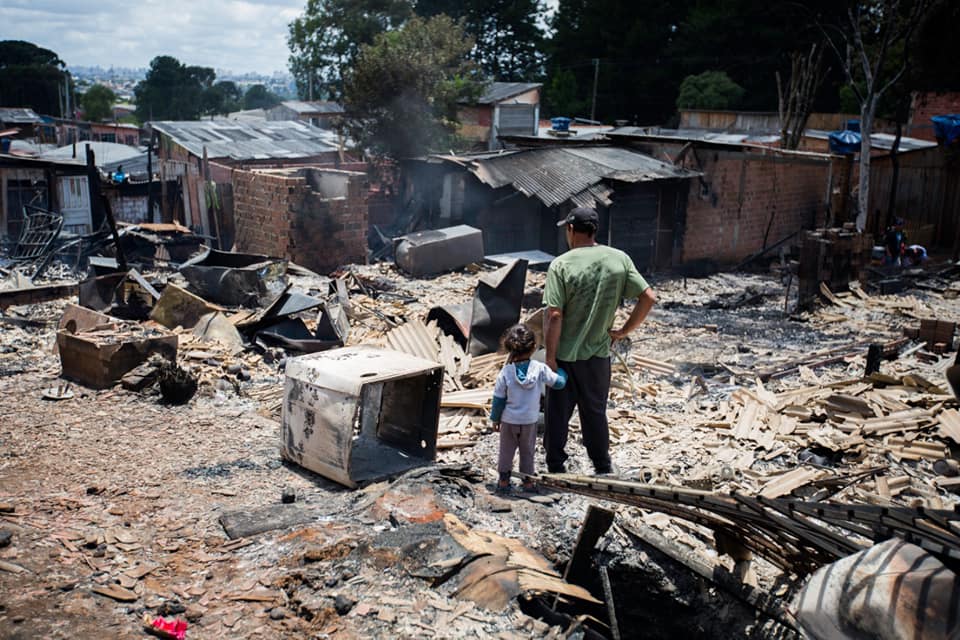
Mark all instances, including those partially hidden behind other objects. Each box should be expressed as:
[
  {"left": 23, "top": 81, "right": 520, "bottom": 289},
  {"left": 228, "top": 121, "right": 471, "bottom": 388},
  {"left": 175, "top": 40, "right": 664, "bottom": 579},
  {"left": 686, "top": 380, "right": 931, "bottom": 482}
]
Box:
[{"left": 0, "top": 0, "right": 306, "bottom": 74}]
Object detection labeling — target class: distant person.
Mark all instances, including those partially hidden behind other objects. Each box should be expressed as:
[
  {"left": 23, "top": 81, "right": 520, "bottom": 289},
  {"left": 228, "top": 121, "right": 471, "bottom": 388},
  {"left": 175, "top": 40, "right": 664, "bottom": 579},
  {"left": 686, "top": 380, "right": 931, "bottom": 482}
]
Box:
[
  {"left": 544, "top": 207, "right": 656, "bottom": 475},
  {"left": 904, "top": 244, "right": 928, "bottom": 267},
  {"left": 112, "top": 165, "right": 127, "bottom": 183},
  {"left": 489, "top": 324, "right": 567, "bottom": 495},
  {"left": 884, "top": 217, "right": 906, "bottom": 266}
]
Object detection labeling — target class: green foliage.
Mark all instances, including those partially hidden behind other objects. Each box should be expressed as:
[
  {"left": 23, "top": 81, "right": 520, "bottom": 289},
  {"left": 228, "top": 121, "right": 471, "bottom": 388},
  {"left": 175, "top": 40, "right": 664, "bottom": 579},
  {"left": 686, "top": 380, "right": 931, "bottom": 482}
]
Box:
[
  {"left": 414, "top": 0, "right": 545, "bottom": 81},
  {"left": 242, "top": 84, "right": 282, "bottom": 110},
  {"left": 838, "top": 84, "right": 860, "bottom": 115},
  {"left": 287, "top": 0, "right": 413, "bottom": 100},
  {"left": 81, "top": 84, "right": 116, "bottom": 122},
  {"left": 676, "top": 71, "right": 744, "bottom": 110},
  {"left": 0, "top": 40, "right": 70, "bottom": 115},
  {"left": 203, "top": 81, "right": 243, "bottom": 116},
  {"left": 341, "top": 14, "right": 484, "bottom": 160},
  {"left": 134, "top": 56, "right": 216, "bottom": 121},
  {"left": 543, "top": 68, "right": 586, "bottom": 118},
  {"left": 546, "top": 0, "right": 848, "bottom": 124}
]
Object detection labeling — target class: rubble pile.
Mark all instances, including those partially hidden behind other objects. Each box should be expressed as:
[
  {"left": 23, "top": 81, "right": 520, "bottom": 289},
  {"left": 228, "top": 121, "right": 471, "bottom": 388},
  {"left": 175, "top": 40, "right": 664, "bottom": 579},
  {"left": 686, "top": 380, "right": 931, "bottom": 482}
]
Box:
[{"left": 3, "top": 236, "right": 960, "bottom": 638}]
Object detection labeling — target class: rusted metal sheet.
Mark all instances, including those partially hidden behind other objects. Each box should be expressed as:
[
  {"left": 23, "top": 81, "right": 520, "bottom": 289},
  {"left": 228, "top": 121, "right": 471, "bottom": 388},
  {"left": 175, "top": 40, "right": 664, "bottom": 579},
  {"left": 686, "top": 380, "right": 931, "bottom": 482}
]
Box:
[
  {"left": 427, "top": 259, "right": 528, "bottom": 356},
  {"left": 0, "top": 282, "right": 79, "bottom": 310},
  {"left": 179, "top": 247, "right": 287, "bottom": 307},
  {"left": 57, "top": 304, "right": 177, "bottom": 389},
  {"left": 395, "top": 225, "right": 484, "bottom": 277}
]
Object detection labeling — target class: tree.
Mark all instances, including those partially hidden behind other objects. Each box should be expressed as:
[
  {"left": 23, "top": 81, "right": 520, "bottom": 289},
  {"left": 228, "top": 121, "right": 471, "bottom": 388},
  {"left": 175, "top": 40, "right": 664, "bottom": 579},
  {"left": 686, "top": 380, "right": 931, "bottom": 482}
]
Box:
[
  {"left": 203, "top": 81, "right": 243, "bottom": 116},
  {"left": 243, "top": 84, "right": 282, "bottom": 110},
  {"left": 777, "top": 44, "right": 828, "bottom": 149},
  {"left": 547, "top": 0, "right": 693, "bottom": 125},
  {"left": 543, "top": 68, "right": 587, "bottom": 118},
  {"left": 819, "top": 0, "right": 938, "bottom": 231},
  {"left": 81, "top": 84, "right": 116, "bottom": 122},
  {"left": 676, "top": 71, "right": 744, "bottom": 110},
  {"left": 288, "top": 0, "right": 413, "bottom": 100},
  {"left": 415, "top": 0, "right": 546, "bottom": 81},
  {"left": 341, "top": 15, "right": 483, "bottom": 161},
  {"left": 134, "top": 56, "right": 216, "bottom": 121},
  {"left": 0, "top": 40, "right": 71, "bottom": 116}
]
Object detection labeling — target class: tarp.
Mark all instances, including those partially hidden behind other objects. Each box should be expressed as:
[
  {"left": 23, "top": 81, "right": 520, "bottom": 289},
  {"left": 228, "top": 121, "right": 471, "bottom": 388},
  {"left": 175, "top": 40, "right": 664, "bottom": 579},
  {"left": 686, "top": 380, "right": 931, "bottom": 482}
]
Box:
[
  {"left": 932, "top": 114, "right": 960, "bottom": 145},
  {"left": 828, "top": 129, "right": 861, "bottom": 155}
]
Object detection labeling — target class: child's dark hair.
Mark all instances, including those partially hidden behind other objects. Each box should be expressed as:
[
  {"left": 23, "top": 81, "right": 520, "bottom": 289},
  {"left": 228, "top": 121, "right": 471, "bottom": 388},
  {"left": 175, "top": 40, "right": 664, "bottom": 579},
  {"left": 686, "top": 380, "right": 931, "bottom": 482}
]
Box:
[{"left": 502, "top": 324, "right": 536, "bottom": 362}]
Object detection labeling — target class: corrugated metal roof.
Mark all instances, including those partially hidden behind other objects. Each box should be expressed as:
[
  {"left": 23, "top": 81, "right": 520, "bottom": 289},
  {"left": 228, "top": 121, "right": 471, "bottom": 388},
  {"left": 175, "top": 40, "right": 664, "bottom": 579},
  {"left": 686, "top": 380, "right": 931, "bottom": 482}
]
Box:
[
  {"left": 611, "top": 126, "right": 937, "bottom": 154},
  {"left": 437, "top": 146, "right": 698, "bottom": 209},
  {"left": 0, "top": 108, "right": 41, "bottom": 124},
  {"left": 477, "top": 82, "right": 542, "bottom": 105},
  {"left": 280, "top": 100, "right": 345, "bottom": 115},
  {"left": 40, "top": 141, "right": 144, "bottom": 165},
  {"left": 608, "top": 126, "right": 782, "bottom": 146},
  {"left": 149, "top": 120, "right": 339, "bottom": 160},
  {"left": 805, "top": 129, "right": 937, "bottom": 152}
]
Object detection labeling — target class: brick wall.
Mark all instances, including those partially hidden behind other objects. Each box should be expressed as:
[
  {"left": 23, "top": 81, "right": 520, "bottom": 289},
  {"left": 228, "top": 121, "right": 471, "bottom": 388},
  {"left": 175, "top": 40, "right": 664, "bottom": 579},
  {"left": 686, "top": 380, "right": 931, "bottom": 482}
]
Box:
[
  {"left": 679, "top": 149, "right": 833, "bottom": 264},
  {"left": 908, "top": 91, "right": 960, "bottom": 141},
  {"left": 232, "top": 167, "right": 368, "bottom": 273}
]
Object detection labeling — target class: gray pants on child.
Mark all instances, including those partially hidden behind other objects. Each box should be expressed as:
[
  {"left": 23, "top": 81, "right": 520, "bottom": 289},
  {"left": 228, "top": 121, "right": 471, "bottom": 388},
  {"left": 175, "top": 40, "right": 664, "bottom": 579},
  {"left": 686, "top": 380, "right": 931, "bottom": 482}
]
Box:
[{"left": 498, "top": 421, "right": 537, "bottom": 481}]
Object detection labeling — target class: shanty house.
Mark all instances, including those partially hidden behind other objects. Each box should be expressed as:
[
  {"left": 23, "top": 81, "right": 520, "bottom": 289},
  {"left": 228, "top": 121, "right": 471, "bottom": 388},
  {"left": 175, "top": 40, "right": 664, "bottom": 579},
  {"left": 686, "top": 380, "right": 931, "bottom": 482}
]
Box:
[
  {"left": 148, "top": 119, "right": 343, "bottom": 244},
  {"left": 458, "top": 82, "right": 542, "bottom": 151},
  {"left": 37, "top": 141, "right": 164, "bottom": 226},
  {"left": 0, "top": 153, "right": 91, "bottom": 240},
  {"left": 267, "top": 101, "right": 345, "bottom": 129},
  {"left": 606, "top": 127, "right": 847, "bottom": 266},
  {"left": 402, "top": 145, "right": 699, "bottom": 270},
  {"left": 664, "top": 108, "right": 957, "bottom": 253},
  {"left": 0, "top": 108, "right": 42, "bottom": 141}
]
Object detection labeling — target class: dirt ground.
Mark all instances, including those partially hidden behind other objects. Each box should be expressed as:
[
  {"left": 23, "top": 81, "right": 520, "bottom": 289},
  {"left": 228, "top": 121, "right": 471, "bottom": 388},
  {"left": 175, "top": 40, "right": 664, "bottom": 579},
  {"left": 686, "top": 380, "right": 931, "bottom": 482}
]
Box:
[{"left": 1, "top": 260, "right": 959, "bottom": 639}]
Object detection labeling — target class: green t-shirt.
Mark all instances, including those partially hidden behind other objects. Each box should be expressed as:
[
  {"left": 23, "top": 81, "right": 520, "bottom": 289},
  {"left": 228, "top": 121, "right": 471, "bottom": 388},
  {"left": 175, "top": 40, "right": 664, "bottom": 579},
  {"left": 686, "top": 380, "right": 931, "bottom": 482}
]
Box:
[{"left": 543, "top": 245, "right": 649, "bottom": 362}]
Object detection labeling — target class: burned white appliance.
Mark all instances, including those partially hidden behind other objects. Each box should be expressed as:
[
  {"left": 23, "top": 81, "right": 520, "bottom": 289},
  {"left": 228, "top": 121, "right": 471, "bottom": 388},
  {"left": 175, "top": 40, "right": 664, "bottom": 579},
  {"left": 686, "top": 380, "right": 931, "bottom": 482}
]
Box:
[{"left": 281, "top": 346, "right": 444, "bottom": 487}]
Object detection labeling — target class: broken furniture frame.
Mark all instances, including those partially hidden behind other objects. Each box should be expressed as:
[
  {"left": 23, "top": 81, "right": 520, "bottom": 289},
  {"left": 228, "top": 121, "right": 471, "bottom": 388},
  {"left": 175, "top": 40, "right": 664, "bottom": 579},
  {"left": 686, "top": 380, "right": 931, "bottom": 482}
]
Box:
[{"left": 10, "top": 205, "right": 63, "bottom": 263}]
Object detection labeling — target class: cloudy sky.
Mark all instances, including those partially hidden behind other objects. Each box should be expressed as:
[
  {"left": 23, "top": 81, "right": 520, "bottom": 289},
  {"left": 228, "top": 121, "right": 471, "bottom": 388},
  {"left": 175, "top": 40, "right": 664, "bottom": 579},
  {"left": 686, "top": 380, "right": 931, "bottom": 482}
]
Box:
[{"left": 1, "top": 0, "right": 306, "bottom": 75}]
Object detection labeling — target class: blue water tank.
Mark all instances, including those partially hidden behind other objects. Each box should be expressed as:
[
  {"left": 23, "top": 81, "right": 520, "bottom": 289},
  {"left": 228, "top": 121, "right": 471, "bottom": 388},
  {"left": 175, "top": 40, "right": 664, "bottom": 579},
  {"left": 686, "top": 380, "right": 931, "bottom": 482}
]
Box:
[
  {"left": 846, "top": 119, "right": 861, "bottom": 132},
  {"left": 932, "top": 114, "right": 960, "bottom": 145},
  {"left": 551, "top": 117, "right": 571, "bottom": 132},
  {"left": 829, "top": 129, "right": 861, "bottom": 155}
]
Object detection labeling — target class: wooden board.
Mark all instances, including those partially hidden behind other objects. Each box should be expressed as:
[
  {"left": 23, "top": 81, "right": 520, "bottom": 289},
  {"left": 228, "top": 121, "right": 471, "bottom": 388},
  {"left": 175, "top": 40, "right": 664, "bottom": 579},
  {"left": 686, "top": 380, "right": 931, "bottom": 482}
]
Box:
[{"left": 219, "top": 503, "right": 317, "bottom": 539}]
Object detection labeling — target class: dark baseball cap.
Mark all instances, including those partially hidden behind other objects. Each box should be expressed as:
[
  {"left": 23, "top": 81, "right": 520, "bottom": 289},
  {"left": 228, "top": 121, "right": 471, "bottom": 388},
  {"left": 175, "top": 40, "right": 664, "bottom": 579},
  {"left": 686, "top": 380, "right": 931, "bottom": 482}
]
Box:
[{"left": 557, "top": 207, "right": 599, "bottom": 227}]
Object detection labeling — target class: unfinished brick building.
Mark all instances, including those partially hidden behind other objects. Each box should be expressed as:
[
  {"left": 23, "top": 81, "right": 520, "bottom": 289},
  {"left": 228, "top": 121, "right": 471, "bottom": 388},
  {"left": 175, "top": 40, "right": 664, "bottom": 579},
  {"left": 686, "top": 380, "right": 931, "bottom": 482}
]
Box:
[
  {"left": 607, "top": 128, "right": 850, "bottom": 265},
  {"left": 231, "top": 167, "right": 368, "bottom": 273}
]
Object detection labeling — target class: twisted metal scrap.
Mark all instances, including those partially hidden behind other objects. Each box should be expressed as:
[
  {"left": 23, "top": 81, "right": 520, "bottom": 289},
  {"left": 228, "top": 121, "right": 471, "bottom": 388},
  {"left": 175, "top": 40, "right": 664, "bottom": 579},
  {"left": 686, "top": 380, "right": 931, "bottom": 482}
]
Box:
[{"left": 536, "top": 474, "right": 960, "bottom": 575}]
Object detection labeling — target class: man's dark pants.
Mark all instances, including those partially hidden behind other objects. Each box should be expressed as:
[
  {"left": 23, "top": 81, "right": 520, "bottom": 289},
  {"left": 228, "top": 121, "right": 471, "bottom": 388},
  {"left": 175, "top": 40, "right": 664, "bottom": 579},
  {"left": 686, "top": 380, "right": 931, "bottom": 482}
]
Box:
[{"left": 544, "top": 356, "right": 612, "bottom": 473}]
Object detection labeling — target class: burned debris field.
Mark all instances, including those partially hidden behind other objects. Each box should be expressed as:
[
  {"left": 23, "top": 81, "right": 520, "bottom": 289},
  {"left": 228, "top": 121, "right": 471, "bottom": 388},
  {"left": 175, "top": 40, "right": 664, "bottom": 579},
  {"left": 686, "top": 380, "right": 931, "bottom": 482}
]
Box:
[{"left": 2, "top": 230, "right": 960, "bottom": 639}]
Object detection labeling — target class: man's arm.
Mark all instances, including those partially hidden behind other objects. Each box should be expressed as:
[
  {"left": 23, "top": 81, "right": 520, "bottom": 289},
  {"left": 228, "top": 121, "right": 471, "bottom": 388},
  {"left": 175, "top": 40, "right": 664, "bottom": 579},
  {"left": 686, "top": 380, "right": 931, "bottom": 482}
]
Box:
[
  {"left": 609, "top": 288, "right": 656, "bottom": 341},
  {"left": 544, "top": 306, "right": 563, "bottom": 372}
]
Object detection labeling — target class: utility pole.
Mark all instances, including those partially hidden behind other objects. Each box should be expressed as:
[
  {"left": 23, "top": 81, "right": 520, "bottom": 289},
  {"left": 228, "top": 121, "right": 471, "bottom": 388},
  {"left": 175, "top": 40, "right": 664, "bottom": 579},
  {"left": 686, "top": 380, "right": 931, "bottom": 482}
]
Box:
[{"left": 590, "top": 58, "right": 599, "bottom": 122}]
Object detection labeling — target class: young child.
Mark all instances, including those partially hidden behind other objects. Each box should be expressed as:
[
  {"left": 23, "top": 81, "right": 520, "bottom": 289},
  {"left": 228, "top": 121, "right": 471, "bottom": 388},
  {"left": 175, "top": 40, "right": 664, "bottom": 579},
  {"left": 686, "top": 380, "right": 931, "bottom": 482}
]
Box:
[{"left": 489, "top": 324, "right": 567, "bottom": 494}]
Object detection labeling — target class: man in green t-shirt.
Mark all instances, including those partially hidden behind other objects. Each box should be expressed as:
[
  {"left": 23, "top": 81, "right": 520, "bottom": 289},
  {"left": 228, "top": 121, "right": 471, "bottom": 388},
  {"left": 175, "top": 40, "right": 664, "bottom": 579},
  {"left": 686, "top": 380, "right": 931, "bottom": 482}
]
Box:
[{"left": 543, "top": 207, "right": 656, "bottom": 474}]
